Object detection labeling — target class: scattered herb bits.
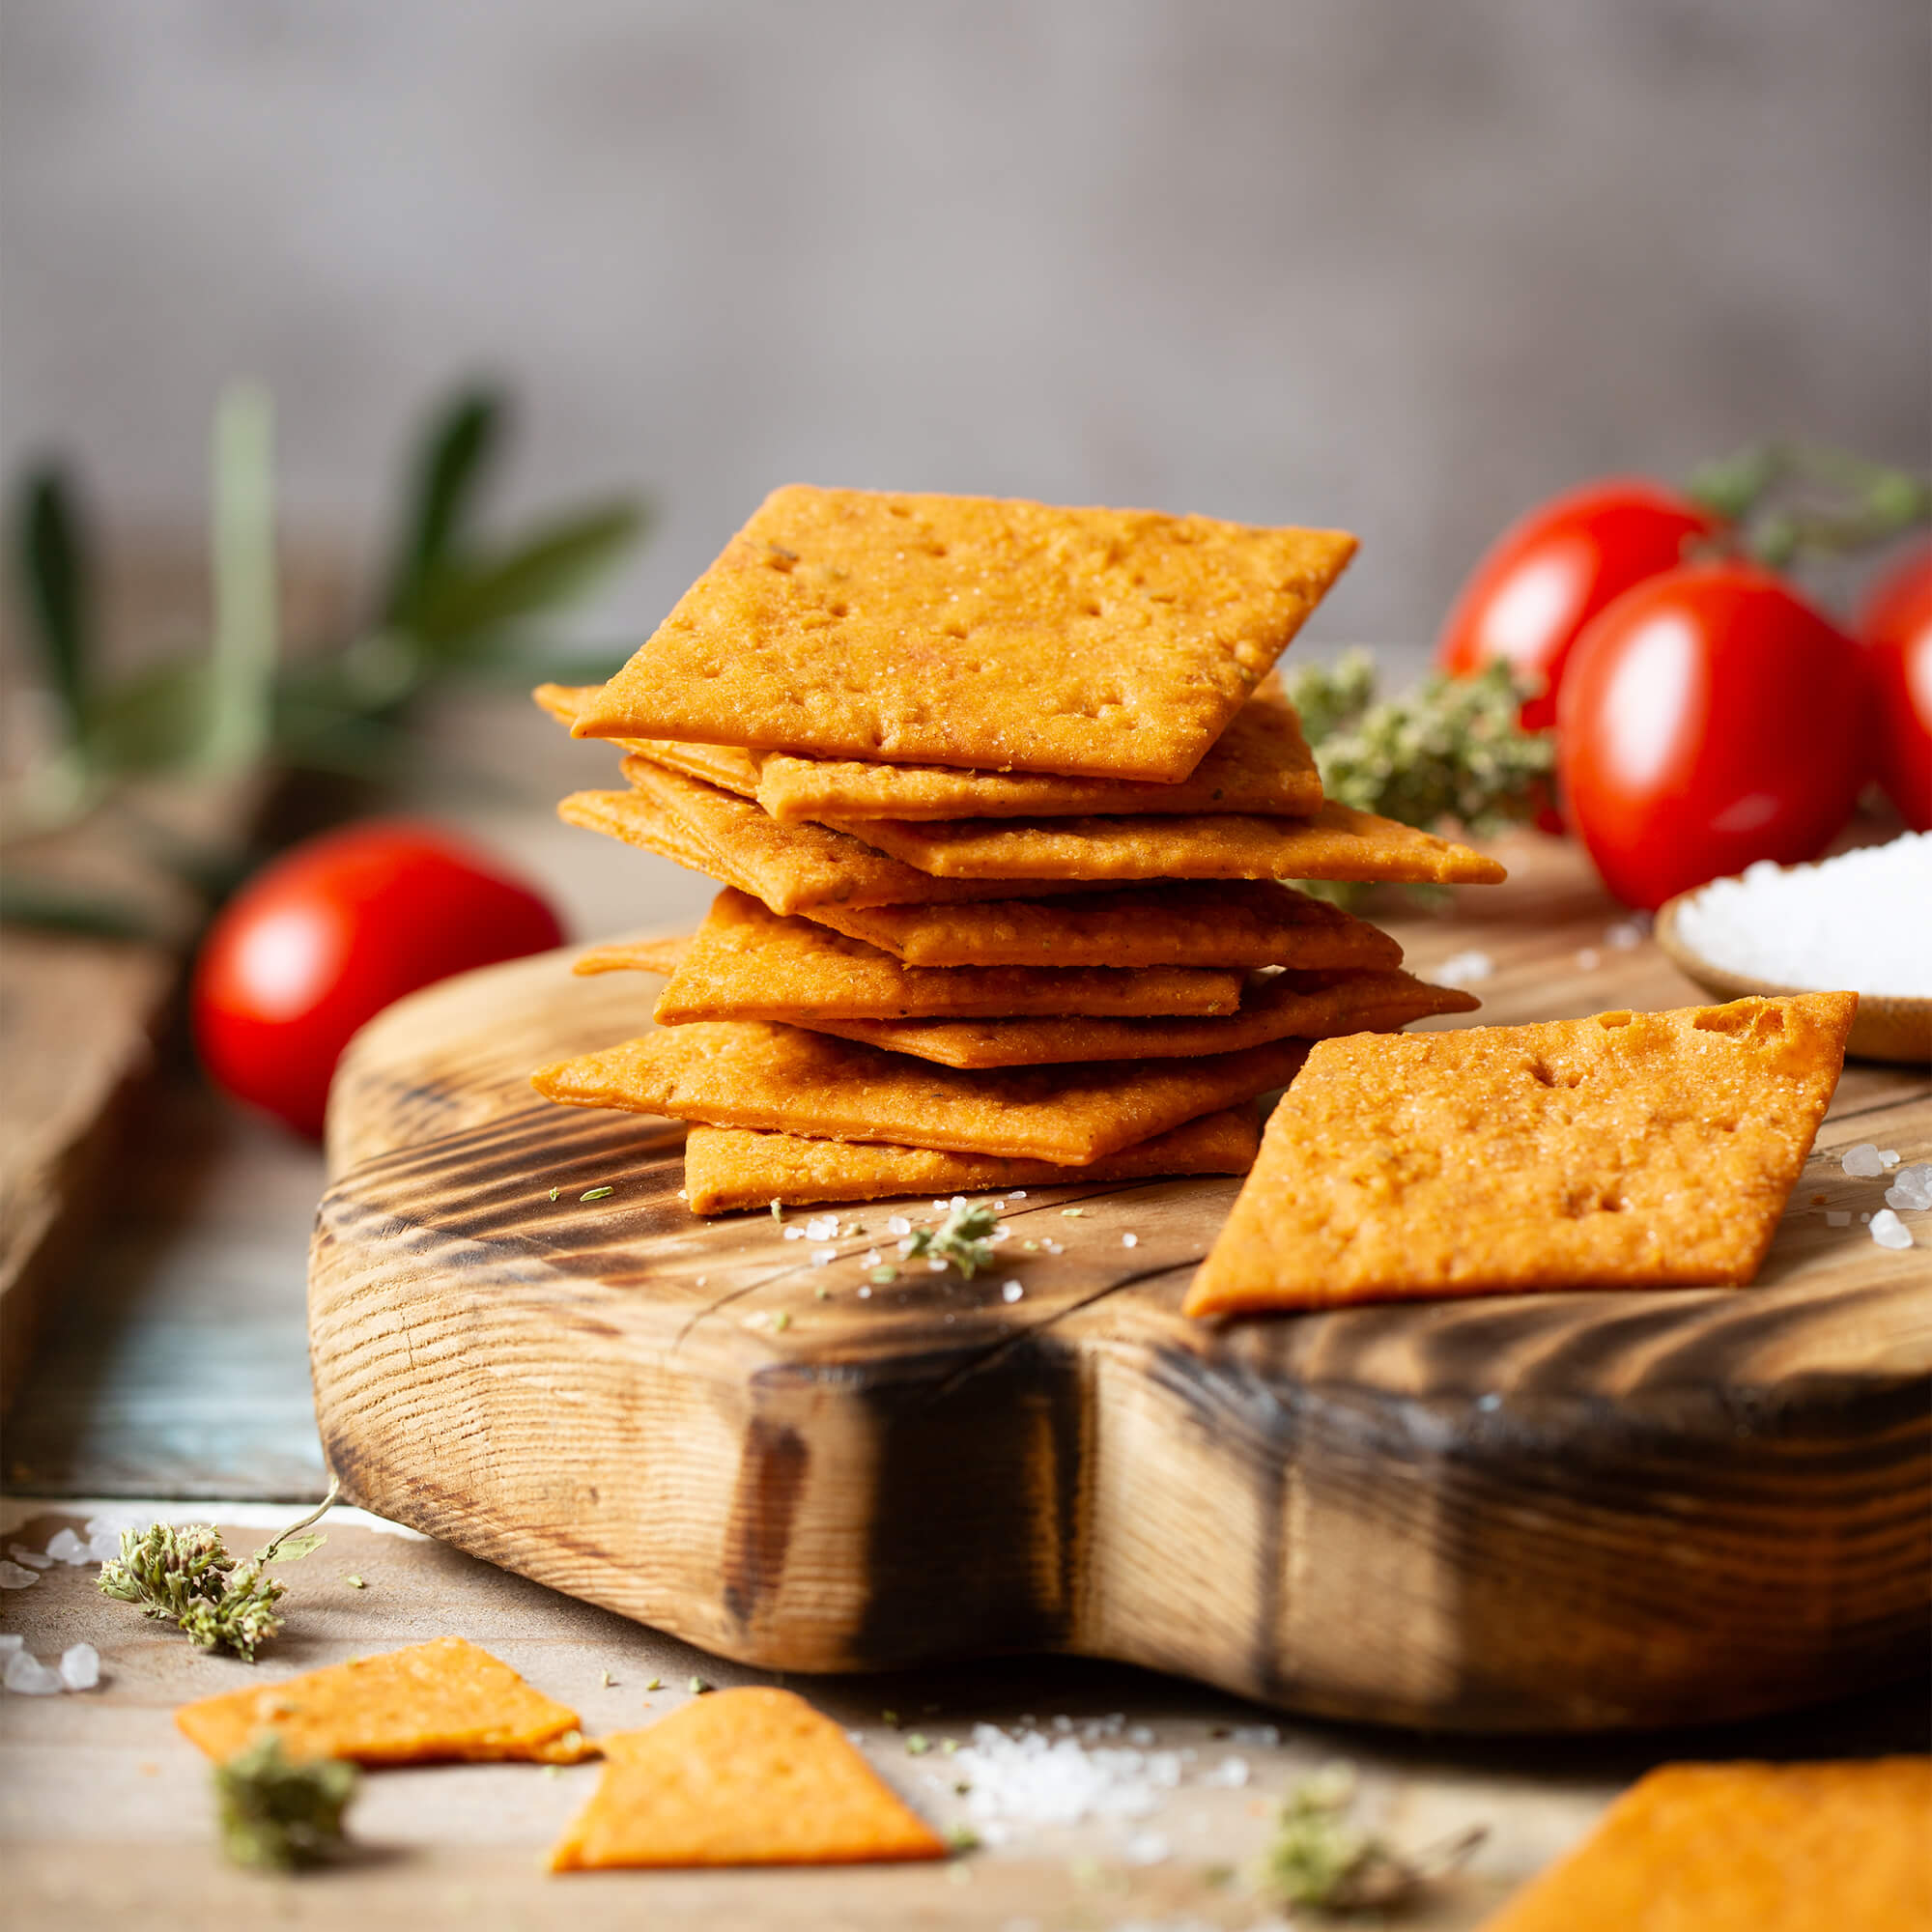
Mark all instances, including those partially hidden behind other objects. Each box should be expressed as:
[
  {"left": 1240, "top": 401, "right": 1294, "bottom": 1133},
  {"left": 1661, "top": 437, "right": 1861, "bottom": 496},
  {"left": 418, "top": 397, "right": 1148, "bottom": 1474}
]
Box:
[
  {"left": 580, "top": 1186, "right": 614, "bottom": 1202},
  {"left": 214, "top": 1733, "right": 358, "bottom": 1871}
]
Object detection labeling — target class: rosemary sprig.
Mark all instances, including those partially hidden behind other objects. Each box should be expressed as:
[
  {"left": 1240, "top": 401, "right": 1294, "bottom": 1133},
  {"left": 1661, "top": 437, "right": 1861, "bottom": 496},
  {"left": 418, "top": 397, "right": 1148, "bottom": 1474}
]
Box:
[
  {"left": 1262, "top": 1763, "right": 1485, "bottom": 1914},
  {"left": 904, "top": 1202, "right": 1000, "bottom": 1278},
  {"left": 98, "top": 1478, "right": 340, "bottom": 1662},
  {"left": 214, "top": 1732, "right": 359, "bottom": 1871}
]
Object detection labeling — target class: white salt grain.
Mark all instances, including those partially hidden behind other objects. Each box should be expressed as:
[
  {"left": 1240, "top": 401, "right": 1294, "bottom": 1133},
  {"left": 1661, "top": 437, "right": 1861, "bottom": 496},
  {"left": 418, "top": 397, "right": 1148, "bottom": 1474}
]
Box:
[
  {"left": 782, "top": 1225, "right": 805, "bottom": 1240},
  {"left": 1206, "top": 1755, "right": 1251, "bottom": 1788},
  {"left": 804, "top": 1215, "right": 839, "bottom": 1242},
  {"left": 1881, "top": 1150, "right": 1902, "bottom": 1169},
  {"left": 0, "top": 1561, "right": 40, "bottom": 1590},
  {"left": 887, "top": 1215, "right": 912, "bottom": 1236},
  {"left": 0, "top": 1634, "right": 22, "bottom": 1654},
  {"left": 1870, "top": 1209, "right": 1914, "bottom": 1251},
  {"left": 1436, "top": 950, "right": 1494, "bottom": 988},
  {"left": 1121, "top": 1233, "right": 1139, "bottom": 1249},
  {"left": 1885, "top": 1164, "right": 1932, "bottom": 1211},
  {"left": 58, "top": 1643, "right": 99, "bottom": 1691},
  {"left": 1672, "top": 834, "right": 1932, "bottom": 997},
  {"left": 45, "top": 1528, "right": 93, "bottom": 1564},
  {"left": 857, "top": 1286, "right": 872, "bottom": 1299},
  {"left": 1122, "top": 1830, "right": 1171, "bottom": 1865},
  {"left": 6, "top": 1546, "right": 52, "bottom": 1571},
  {"left": 927, "top": 1259, "right": 947, "bottom": 1272},
  {"left": 3, "top": 1650, "right": 62, "bottom": 1693},
  {"left": 1002, "top": 1282, "right": 1024, "bottom": 1303},
  {"left": 1842, "top": 1144, "right": 1887, "bottom": 1179},
  {"left": 1009, "top": 1190, "right": 1027, "bottom": 1200}
]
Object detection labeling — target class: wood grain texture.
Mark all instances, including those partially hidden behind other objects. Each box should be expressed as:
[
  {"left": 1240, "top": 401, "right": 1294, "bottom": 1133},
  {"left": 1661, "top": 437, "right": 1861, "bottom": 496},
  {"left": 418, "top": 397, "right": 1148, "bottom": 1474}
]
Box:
[{"left": 313, "top": 835, "right": 1932, "bottom": 1731}]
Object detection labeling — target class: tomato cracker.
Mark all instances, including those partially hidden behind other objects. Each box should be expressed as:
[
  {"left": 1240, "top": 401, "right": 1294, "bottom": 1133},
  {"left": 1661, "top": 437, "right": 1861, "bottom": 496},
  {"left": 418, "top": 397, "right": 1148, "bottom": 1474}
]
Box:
[
  {"left": 798, "top": 968, "right": 1477, "bottom": 1068},
  {"left": 652, "top": 888, "right": 1240, "bottom": 1022},
  {"left": 570, "top": 486, "right": 1355, "bottom": 781},
  {"left": 532, "top": 683, "right": 761, "bottom": 797},
  {"left": 1481, "top": 1758, "right": 1931, "bottom": 1932},
  {"left": 533, "top": 1021, "right": 1307, "bottom": 1165},
  {"left": 1185, "top": 992, "right": 1857, "bottom": 1317},
  {"left": 549, "top": 1686, "right": 944, "bottom": 1870},
  {"left": 684, "top": 1108, "right": 1260, "bottom": 1212},
  {"left": 575, "top": 934, "right": 691, "bottom": 977},
  {"left": 174, "top": 1636, "right": 590, "bottom": 1767}
]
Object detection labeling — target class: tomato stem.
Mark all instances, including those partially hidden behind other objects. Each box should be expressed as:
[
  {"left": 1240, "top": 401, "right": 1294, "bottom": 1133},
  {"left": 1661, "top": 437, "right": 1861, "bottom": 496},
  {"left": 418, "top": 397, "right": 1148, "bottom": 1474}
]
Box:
[{"left": 1685, "top": 440, "right": 1932, "bottom": 568}]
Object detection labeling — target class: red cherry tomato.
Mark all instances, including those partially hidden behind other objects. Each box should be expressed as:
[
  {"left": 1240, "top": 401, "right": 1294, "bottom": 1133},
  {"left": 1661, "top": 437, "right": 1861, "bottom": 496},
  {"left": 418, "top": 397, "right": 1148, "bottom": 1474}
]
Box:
[
  {"left": 192, "top": 820, "right": 564, "bottom": 1138},
  {"left": 1437, "top": 479, "right": 1721, "bottom": 731},
  {"left": 1557, "top": 564, "right": 1866, "bottom": 910},
  {"left": 1859, "top": 541, "right": 1932, "bottom": 830}
]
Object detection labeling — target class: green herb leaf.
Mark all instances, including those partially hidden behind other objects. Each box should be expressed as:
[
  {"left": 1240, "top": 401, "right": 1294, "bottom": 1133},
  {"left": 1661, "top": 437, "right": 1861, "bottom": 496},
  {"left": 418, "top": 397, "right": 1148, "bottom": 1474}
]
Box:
[
  {"left": 13, "top": 465, "right": 92, "bottom": 736},
  {"left": 203, "top": 380, "right": 280, "bottom": 774},
  {"left": 581, "top": 1185, "right": 614, "bottom": 1202},
  {"left": 0, "top": 874, "right": 160, "bottom": 941},
  {"left": 904, "top": 1203, "right": 1000, "bottom": 1278},
  {"left": 214, "top": 1732, "right": 358, "bottom": 1870},
  {"left": 1261, "top": 1762, "right": 1485, "bottom": 1912},
  {"left": 382, "top": 384, "right": 507, "bottom": 624}
]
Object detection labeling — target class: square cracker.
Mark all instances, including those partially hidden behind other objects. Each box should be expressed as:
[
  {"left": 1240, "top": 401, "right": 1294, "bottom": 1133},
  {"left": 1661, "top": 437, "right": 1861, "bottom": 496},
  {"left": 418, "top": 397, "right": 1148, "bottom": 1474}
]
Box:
[
  {"left": 175, "top": 1636, "right": 590, "bottom": 1766},
  {"left": 799, "top": 968, "right": 1479, "bottom": 1067},
  {"left": 684, "top": 1109, "right": 1260, "bottom": 1213},
  {"left": 1184, "top": 992, "right": 1858, "bottom": 1318},
  {"left": 1480, "top": 1758, "right": 1931, "bottom": 1932},
  {"left": 570, "top": 485, "right": 1356, "bottom": 781},
  {"left": 550, "top": 1688, "right": 943, "bottom": 1870},
  {"left": 654, "top": 887, "right": 1241, "bottom": 1022},
  {"left": 532, "top": 683, "right": 761, "bottom": 796},
  {"left": 532, "top": 1021, "right": 1308, "bottom": 1165},
  {"left": 756, "top": 676, "right": 1321, "bottom": 822},
  {"left": 833, "top": 799, "right": 1507, "bottom": 886},
  {"left": 807, "top": 880, "right": 1403, "bottom": 971}
]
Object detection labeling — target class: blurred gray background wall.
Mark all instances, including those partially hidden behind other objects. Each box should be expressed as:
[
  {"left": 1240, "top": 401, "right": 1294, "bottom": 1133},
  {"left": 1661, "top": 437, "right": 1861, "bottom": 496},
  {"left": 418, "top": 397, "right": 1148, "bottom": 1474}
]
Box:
[{"left": 3, "top": 0, "right": 1927, "bottom": 646}]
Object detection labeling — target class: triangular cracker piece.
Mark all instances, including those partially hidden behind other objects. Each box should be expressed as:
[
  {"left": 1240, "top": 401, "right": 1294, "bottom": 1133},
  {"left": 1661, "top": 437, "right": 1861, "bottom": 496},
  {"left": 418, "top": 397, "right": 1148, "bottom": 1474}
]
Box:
[
  {"left": 755, "top": 676, "right": 1321, "bottom": 822},
  {"left": 533, "top": 684, "right": 762, "bottom": 796},
  {"left": 549, "top": 1687, "right": 945, "bottom": 1869},
  {"left": 1185, "top": 992, "right": 1858, "bottom": 1317},
  {"left": 805, "top": 879, "right": 1404, "bottom": 971},
  {"left": 1481, "top": 1758, "right": 1932, "bottom": 1932},
  {"left": 652, "top": 888, "right": 1241, "bottom": 1022},
  {"left": 798, "top": 968, "right": 1478, "bottom": 1067},
  {"left": 576, "top": 933, "right": 691, "bottom": 977},
  {"left": 831, "top": 800, "right": 1507, "bottom": 886},
  {"left": 685, "top": 1109, "right": 1261, "bottom": 1213},
  {"left": 175, "top": 1636, "right": 590, "bottom": 1766},
  {"left": 533, "top": 1021, "right": 1308, "bottom": 1165},
  {"left": 571, "top": 485, "right": 1355, "bottom": 781}
]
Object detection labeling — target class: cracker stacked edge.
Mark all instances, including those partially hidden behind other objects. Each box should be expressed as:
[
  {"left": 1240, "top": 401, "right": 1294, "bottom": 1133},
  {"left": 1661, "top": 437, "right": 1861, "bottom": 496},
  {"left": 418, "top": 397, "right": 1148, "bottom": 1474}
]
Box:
[{"left": 532, "top": 485, "right": 1498, "bottom": 1213}]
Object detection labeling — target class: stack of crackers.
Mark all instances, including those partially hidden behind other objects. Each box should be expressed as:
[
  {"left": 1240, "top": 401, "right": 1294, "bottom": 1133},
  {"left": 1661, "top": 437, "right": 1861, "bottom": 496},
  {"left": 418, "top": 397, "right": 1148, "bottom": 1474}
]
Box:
[{"left": 531, "top": 485, "right": 1503, "bottom": 1213}]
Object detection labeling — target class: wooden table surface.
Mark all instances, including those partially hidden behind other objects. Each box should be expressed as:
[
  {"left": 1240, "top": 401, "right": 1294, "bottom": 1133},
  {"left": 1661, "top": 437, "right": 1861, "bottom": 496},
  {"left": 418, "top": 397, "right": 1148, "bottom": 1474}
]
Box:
[{"left": 3, "top": 682, "right": 1926, "bottom": 1928}]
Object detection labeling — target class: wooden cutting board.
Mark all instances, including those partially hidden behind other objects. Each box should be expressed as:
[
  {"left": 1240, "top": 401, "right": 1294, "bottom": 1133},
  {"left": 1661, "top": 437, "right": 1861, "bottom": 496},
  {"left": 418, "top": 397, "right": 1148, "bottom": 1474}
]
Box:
[{"left": 310, "top": 835, "right": 1931, "bottom": 1733}]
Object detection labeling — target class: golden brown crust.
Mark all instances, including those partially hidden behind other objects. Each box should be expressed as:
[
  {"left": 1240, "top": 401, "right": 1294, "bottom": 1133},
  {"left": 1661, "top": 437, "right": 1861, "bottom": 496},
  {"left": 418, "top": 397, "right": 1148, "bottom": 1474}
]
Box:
[
  {"left": 652, "top": 888, "right": 1241, "bottom": 1022},
  {"left": 1185, "top": 992, "right": 1858, "bottom": 1317},
  {"left": 794, "top": 968, "right": 1477, "bottom": 1066},
  {"left": 570, "top": 486, "right": 1355, "bottom": 780},
  {"left": 532, "top": 1020, "right": 1308, "bottom": 1165},
  {"left": 533, "top": 684, "right": 762, "bottom": 796},
  {"left": 683, "top": 1109, "right": 1260, "bottom": 1213}
]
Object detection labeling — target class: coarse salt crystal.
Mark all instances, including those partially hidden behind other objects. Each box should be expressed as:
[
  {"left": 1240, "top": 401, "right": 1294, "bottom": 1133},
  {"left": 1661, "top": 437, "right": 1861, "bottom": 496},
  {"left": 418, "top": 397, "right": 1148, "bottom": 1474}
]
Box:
[
  {"left": 1870, "top": 1209, "right": 1914, "bottom": 1251},
  {"left": 0, "top": 1634, "right": 21, "bottom": 1654},
  {"left": 6, "top": 1545, "right": 52, "bottom": 1571},
  {"left": 804, "top": 1215, "right": 839, "bottom": 1242},
  {"left": 3, "top": 1650, "right": 62, "bottom": 1693},
  {"left": 45, "top": 1529, "right": 91, "bottom": 1565},
  {"left": 861, "top": 1249, "right": 882, "bottom": 1266},
  {"left": 1121, "top": 1233, "right": 1138, "bottom": 1248},
  {"left": 1009, "top": 1190, "right": 1027, "bottom": 1200},
  {"left": 1841, "top": 1144, "right": 1887, "bottom": 1179},
  {"left": 0, "top": 1561, "right": 40, "bottom": 1590},
  {"left": 886, "top": 1215, "right": 912, "bottom": 1236},
  {"left": 1122, "top": 1830, "right": 1171, "bottom": 1864},
  {"left": 1002, "top": 1282, "right": 1024, "bottom": 1303},
  {"left": 1881, "top": 1150, "right": 1901, "bottom": 1168},
  {"left": 810, "top": 1248, "right": 836, "bottom": 1266},
  {"left": 927, "top": 1259, "right": 947, "bottom": 1272},
  {"left": 58, "top": 1643, "right": 99, "bottom": 1691},
  {"left": 1207, "top": 1755, "right": 1251, "bottom": 1788},
  {"left": 1885, "top": 1164, "right": 1932, "bottom": 1212},
  {"left": 857, "top": 1286, "right": 872, "bottom": 1299},
  {"left": 782, "top": 1225, "right": 805, "bottom": 1240},
  {"left": 1435, "top": 949, "right": 1493, "bottom": 988}
]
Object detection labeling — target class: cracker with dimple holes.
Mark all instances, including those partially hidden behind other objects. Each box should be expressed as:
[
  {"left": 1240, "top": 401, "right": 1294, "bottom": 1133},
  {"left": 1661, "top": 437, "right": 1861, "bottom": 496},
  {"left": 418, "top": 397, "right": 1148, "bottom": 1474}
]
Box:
[
  {"left": 549, "top": 1687, "right": 944, "bottom": 1870},
  {"left": 756, "top": 676, "right": 1321, "bottom": 822},
  {"left": 807, "top": 879, "right": 1403, "bottom": 971},
  {"left": 685, "top": 1109, "right": 1261, "bottom": 1213},
  {"left": 533, "top": 683, "right": 763, "bottom": 796},
  {"left": 570, "top": 486, "right": 1356, "bottom": 781},
  {"left": 533, "top": 1021, "right": 1307, "bottom": 1165},
  {"left": 1185, "top": 992, "right": 1858, "bottom": 1318},
  {"left": 175, "top": 1636, "right": 591, "bottom": 1767},
  {"left": 832, "top": 799, "right": 1507, "bottom": 886},
  {"left": 799, "top": 968, "right": 1478, "bottom": 1068},
  {"left": 650, "top": 888, "right": 1240, "bottom": 1022},
  {"left": 1481, "top": 1758, "right": 1932, "bottom": 1932}
]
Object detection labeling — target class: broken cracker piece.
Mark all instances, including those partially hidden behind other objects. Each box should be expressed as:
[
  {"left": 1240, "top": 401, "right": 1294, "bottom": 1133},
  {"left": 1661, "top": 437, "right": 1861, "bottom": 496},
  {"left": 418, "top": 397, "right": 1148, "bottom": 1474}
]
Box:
[
  {"left": 533, "top": 1020, "right": 1307, "bottom": 1165},
  {"left": 797, "top": 968, "right": 1478, "bottom": 1067},
  {"left": 654, "top": 888, "right": 1242, "bottom": 1022},
  {"left": 175, "top": 1636, "right": 591, "bottom": 1767},
  {"left": 1480, "top": 1758, "right": 1931, "bottom": 1932},
  {"left": 571, "top": 485, "right": 1355, "bottom": 781},
  {"left": 684, "top": 1109, "right": 1261, "bottom": 1213},
  {"left": 1185, "top": 992, "right": 1857, "bottom": 1318},
  {"left": 576, "top": 933, "right": 692, "bottom": 977},
  {"left": 549, "top": 1686, "right": 945, "bottom": 1869}
]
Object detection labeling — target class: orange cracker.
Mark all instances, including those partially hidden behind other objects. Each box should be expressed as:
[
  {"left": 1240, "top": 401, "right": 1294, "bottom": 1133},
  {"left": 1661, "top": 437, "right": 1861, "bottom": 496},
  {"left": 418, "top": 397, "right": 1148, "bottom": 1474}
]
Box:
[
  {"left": 1185, "top": 992, "right": 1858, "bottom": 1318},
  {"left": 831, "top": 799, "right": 1507, "bottom": 886},
  {"left": 805, "top": 879, "right": 1404, "bottom": 972},
  {"left": 575, "top": 933, "right": 691, "bottom": 976},
  {"left": 532, "top": 683, "right": 761, "bottom": 796},
  {"left": 174, "top": 1636, "right": 590, "bottom": 1767},
  {"left": 684, "top": 1109, "right": 1261, "bottom": 1212},
  {"left": 654, "top": 887, "right": 1241, "bottom": 1022},
  {"left": 799, "top": 968, "right": 1479, "bottom": 1067},
  {"left": 549, "top": 1686, "right": 944, "bottom": 1870},
  {"left": 533, "top": 1021, "right": 1308, "bottom": 1165},
  {"left": 571, "top": 485, "right": 1356, "bottom": 781},
  {"left": 756, "top": 676, "right": 1321, "bottom": 822},
  {"left": 1480, "top": 1758, "right": 1932, "bottom": 1932}
]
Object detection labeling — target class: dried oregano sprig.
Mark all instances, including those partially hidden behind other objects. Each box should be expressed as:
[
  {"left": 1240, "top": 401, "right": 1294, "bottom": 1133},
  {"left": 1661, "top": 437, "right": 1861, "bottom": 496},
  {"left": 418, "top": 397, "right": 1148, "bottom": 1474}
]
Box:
[
  {"left": 904, "top": 1202, "right": 1000, "bottom": 1278},
  {"left": 99, "top": 1478, "right": 339, "bottom": 1662},
  {"left": 1262, "top": 1762, "right": 1485, "bottom": 1914},
  {"left": 214, "top": 1732, "right": 359, "bottom": 1871}
]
